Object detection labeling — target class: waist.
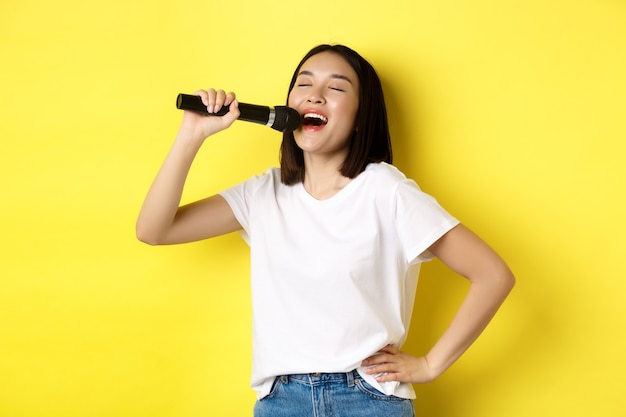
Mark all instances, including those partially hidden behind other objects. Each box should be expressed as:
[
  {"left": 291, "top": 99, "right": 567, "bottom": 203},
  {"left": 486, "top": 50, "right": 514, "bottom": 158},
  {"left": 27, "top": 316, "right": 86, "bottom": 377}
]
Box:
[{"left": 277, "top": 370, "right": 360, "bottom": 386}]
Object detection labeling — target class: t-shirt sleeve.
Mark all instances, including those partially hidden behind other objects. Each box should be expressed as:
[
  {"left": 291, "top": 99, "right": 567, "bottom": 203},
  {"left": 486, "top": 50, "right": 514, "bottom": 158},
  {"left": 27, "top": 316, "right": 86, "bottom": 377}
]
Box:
[
  {"left": 219, "top": 172, "right": 267, "bottom": 245},
  {"left": 394, "top": 179, "right": 460, "bottom": 264}
]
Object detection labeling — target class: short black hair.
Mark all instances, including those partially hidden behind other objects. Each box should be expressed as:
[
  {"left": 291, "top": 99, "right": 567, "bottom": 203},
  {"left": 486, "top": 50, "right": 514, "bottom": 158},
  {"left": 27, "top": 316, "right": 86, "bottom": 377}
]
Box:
[{"left": 280, "top": 44, "right": 392, "bottom": 185}]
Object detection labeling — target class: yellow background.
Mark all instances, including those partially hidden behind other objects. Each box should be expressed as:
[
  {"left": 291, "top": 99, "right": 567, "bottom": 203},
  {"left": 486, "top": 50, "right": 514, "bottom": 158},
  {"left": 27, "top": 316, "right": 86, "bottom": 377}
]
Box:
[{"left": 1, "top": 0, "right": 624, "bottom": 416}]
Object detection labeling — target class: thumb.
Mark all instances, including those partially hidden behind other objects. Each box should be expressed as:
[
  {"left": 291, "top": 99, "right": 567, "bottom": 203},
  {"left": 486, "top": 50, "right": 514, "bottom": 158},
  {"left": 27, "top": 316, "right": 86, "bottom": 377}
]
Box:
[{"left": 220, "top": 99, "right": 240, "bottom": 127}]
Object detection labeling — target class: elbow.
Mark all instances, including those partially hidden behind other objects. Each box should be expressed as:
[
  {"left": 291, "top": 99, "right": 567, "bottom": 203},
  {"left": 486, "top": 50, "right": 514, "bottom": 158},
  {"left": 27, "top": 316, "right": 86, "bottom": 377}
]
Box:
[
  {"left": 503, "top": 271, "right": 516, "bottom": 295},
  {"left": 137, "top": 236, "right": 160, "bottom": 246},
  {"left": 507, "top": 270, "right": 516, "bottom": 290},
  {"left": 136, "top": 231, "right": 158, "bottom": 246},
  {"left": 495, "top": 263, "right": 516, "bottom": 295},
  {"left": 473, "top": 260, "right": 515, "bottom": 297},
  {"left": 471, "top": 265, "right": 515, "bottom": 309},
  {"left": 135, "top": 223, "right": 163, "bottom": 246}
]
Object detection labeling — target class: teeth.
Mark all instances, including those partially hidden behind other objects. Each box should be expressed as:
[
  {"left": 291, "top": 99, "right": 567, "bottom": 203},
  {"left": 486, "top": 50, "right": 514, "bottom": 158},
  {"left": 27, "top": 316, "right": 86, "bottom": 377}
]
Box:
[{"left": 304, "top": 113, "right": 328, "bottom": 123}]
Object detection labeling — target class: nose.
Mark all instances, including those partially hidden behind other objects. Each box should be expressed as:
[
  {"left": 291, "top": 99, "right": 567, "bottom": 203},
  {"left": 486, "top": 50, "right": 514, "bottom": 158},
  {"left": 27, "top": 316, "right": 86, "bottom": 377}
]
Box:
[{"left": 306, "top": 87, "right": 325, "bottom": 104}]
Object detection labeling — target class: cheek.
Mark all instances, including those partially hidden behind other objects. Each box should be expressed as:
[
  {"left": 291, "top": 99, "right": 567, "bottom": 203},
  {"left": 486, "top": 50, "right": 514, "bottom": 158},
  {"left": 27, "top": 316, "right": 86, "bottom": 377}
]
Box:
[
  {"left": 287, "top": 90, "right": 300, "bottom": 107},
  {"left": 338, "top": 102, "right": 359, "bottom": 127}
]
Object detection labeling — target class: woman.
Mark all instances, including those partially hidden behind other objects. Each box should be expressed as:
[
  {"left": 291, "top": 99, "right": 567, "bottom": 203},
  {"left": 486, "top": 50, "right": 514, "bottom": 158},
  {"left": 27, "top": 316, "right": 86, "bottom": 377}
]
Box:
[{"left": 137, "top": 44, "right": 515, "bottom": 417}]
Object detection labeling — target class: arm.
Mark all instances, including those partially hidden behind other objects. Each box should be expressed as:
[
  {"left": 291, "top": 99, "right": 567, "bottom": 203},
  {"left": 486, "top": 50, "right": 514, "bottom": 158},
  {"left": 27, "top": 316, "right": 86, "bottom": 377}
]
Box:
[
  {"left": 362, "top": 224, "right": 515, "bottom": 383},
  {"left": 136, "top": 89, "right": 243, "bottom": 245}
]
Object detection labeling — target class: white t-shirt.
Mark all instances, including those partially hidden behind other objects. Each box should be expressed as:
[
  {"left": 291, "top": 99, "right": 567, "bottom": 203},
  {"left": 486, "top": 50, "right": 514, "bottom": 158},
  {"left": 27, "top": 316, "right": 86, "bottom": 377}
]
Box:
[{"left": 220, "top": 162, "right": 459, "bottom": 399}]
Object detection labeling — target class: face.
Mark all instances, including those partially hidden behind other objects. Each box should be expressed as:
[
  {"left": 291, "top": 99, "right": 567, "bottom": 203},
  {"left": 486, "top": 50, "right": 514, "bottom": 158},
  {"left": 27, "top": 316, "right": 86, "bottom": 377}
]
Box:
[{"left": 288, "top": 51, "right": 360, "bottom": 158}]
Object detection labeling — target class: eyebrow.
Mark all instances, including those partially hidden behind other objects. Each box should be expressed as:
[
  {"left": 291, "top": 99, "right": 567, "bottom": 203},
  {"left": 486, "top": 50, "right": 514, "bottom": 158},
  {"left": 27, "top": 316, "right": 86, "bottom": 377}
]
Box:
[{"left": 297, "top": 70, "right": 354, "bottom": 84}]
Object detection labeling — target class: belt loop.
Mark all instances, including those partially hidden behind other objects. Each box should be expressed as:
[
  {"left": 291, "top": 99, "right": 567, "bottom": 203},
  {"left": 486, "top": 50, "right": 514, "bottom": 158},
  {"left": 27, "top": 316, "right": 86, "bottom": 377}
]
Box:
[
  {"left": 279, "top": 375, "right": 289, "bottom": 384},
  {"left": 346, "top": 370, "right": 355, "bottom": 387}
]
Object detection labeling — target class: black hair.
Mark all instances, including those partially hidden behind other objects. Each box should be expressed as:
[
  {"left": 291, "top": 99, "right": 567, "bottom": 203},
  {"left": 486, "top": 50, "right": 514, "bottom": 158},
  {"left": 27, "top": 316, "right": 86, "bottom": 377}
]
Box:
[{"left": 280, "top": 44, "right": 392, "bottom": 185}]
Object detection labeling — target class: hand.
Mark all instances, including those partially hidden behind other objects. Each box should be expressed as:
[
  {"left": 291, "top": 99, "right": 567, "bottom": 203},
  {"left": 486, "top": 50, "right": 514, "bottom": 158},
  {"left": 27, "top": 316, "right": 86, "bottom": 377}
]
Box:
[
  {"left": 361, "top": 344, "right": 439, "bottom": 384},
  {"left": 179, "top": 88, "right": 240, "bottom": 142}
]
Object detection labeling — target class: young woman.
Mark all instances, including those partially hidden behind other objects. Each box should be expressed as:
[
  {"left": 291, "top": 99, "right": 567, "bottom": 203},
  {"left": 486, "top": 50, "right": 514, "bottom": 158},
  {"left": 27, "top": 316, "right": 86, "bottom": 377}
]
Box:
[{"left": 137, "top": 44, "right": 515, "bottom": 417}]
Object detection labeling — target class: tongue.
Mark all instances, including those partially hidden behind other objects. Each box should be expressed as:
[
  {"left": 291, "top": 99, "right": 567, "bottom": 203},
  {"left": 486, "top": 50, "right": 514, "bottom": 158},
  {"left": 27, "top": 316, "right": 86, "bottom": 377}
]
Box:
[{"left": 303, "top": 117, "right": 326, "bottom": 127}]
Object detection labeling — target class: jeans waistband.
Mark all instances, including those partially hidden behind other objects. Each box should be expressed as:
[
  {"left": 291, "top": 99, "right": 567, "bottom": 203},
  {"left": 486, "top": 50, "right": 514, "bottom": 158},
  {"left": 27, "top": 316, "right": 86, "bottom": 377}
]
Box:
[{"left": 278, "top": 370, "right": 360, "bottom": 387}]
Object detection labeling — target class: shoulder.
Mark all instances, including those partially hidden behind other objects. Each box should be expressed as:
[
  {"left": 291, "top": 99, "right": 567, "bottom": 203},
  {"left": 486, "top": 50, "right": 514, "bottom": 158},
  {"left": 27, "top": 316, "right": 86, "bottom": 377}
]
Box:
[
  {"left": 220, "top": 166, "right": 283, "bottom": 203},
  {"left": 247, "top": 166, "right": 281, "bottom": 184},
  {"left": 365, "top": 162, "right": 420, "bottom": 192},
  {"left": 366, "top": 163, "right": 450, "bottom": 212},
  {"left": 367, "top": 162, "right": 408, "bottom": 180},
  {"left": 239, "top": 166, "right": 282, "bottom": 191}
]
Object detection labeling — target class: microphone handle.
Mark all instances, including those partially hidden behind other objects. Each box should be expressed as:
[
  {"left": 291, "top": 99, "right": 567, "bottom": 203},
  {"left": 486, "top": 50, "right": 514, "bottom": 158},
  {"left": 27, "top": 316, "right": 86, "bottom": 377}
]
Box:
[{"left": 176, "top": 93, "right": 270, "bottom": 123}]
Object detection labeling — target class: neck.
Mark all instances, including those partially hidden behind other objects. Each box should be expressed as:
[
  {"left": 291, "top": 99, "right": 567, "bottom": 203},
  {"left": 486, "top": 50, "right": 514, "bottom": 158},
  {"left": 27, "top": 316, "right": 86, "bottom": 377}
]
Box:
[{"left": 302, "top": 154, "right": 351, "bottom": 200}]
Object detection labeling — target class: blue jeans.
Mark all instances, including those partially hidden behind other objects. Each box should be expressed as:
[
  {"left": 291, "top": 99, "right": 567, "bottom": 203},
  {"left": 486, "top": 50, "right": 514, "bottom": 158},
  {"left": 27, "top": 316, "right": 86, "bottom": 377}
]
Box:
[{"left": 253, "top": 370, "right": 415, "bottom": 417}]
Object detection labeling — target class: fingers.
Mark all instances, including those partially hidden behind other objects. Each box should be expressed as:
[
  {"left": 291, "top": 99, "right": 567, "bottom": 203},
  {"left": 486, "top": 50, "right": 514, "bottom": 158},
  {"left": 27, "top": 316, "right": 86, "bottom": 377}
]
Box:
[
  {"left": 195, "top": 89, "right": 237, "bottom": 114},
  {"left": 361, "top": 347, "right": 436, "bottom": 384},
  {"left": 361, "top": 345, "right": 411, "bottom": 380},
  {"left": 362, "top": 344, "right": 397, "bottom": 366},
  {"left": 378, "top": 344, "right": 399, "bottom": 355},
  {"left": 368, "top": 369, "right": 401, "bottom": 384},
  {"left": 178, "top": 88, "right": 239, "bottom": 140},
  {"left": 361, "top": 345, "right": 398, "bottom": 380}
]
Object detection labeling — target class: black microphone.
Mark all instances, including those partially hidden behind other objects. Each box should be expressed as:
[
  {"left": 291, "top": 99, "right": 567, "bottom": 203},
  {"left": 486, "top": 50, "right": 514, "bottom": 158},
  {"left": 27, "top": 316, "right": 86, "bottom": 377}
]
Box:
[{"left": 176, "top": 93, "right": 300, "bottom": 132}]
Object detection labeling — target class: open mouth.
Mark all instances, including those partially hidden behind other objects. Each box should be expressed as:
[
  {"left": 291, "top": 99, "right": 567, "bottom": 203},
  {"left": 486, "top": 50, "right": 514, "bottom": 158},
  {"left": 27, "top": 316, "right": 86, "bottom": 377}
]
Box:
[{"left": 302, "top": 113, "right": 328, "bottom": 127}]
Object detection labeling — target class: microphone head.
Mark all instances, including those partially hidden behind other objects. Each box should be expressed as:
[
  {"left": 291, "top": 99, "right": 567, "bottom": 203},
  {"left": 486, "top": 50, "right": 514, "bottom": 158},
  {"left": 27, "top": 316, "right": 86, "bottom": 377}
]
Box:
[{"left": 272, "top": 106, "right": 301, "bottom": 132}]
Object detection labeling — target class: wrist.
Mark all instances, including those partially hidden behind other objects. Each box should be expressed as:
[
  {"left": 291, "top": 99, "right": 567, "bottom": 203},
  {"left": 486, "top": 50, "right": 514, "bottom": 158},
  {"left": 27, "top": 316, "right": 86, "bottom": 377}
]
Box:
[
  {"left": 175, "top": 125, "right": 209, "bottom": 149},
  {"left": 423, "top": 353, "right": 450, "bottom": 380}
]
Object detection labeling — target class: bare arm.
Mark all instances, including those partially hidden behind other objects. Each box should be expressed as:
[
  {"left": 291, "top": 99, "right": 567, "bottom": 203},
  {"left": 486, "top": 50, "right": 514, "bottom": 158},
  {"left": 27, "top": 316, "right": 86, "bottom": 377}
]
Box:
[
  {"left": 136, "top": 89, "right": 243, "bottom": 245},
  {"left": 362, "top": 224, "right": 515, "bottom": 383}
]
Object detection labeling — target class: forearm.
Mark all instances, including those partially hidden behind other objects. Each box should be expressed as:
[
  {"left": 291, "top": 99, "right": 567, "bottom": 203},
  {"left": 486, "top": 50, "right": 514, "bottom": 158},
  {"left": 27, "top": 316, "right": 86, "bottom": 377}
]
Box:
[
  {"left": 136, "top": 89, "right": 240, "bottom": 245},
  {"left": 362, "top": 272, "right": 513, "bottom": 385},
  {"left": 136, "top": 129, "right": 203, "bottom": 244},
  {"left": 425, "top": 268, "right": 515, "bottom": 376}
]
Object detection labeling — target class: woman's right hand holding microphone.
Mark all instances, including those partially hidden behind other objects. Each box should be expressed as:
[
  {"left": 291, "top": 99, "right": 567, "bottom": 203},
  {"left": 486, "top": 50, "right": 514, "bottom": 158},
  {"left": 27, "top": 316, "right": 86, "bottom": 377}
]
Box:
[{"left": 178, "top": 89, "right": 240, "bottom": 144}]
